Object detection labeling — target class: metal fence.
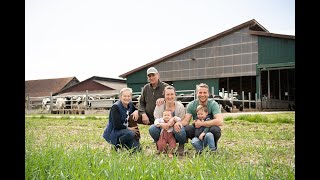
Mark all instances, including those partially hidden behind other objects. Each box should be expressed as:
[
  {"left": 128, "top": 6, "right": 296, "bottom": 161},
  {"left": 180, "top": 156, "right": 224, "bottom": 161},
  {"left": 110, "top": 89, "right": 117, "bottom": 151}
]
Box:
[{"left": 25, "top": 87, "right": 293, "bottom": 114}]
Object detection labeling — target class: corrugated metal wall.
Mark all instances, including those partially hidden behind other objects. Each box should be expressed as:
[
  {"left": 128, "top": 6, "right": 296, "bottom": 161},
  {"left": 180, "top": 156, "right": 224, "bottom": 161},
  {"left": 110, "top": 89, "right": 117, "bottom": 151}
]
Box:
[
  {"left": 156, "top": 27, "right": 258, "bottom": 82},
  {"left": 127, "top": 27, "right": 259, "bottom": 92},
  {"left": 258, "top": 36, "right": 295, "bottom": 65}
]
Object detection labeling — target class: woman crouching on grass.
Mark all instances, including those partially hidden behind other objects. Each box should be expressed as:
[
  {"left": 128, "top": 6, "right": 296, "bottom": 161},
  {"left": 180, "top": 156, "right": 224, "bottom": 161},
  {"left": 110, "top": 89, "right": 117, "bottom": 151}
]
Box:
[{"left": 102, "top": 87, "right": 141, "bottom": 152}]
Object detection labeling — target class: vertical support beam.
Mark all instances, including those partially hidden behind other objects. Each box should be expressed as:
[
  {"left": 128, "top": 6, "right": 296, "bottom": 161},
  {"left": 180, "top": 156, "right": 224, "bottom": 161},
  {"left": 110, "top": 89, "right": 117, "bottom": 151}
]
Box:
[
  {"left": 222, "top": 88, "right": 225, "bottom": 98},
  {"left": 26, "top": 94, "right": 30, "bottom": 110},
  {"left": 85, "top": 90, "right": 89, "bottom": 110},
  {"left": 230, "top": 89, "right": 233, "bottom": 112},
  {"left": 211, "top": 86, "right": 214, "bottom": 96},
  {"left": 242, "top": 91, "right": 245, "bottom": 110},
  {"left": 255, "top": 93, "right": 258, "bottom": 111},
  {"left": 49, "top": 92, "right": 53, "bottom": 113},
  {"left": 278, "top": 70, "right": 281, "bottom": 100},
  {"left": 267, "top": 70, "right": 270, "bottom": 99},
  {"left": 248, "top": 92, "right": 251, "bottom": 109}
]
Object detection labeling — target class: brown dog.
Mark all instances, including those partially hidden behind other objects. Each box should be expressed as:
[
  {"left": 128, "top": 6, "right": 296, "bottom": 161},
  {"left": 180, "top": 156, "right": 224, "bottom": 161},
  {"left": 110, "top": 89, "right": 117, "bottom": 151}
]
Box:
[{"left": 128, "top": 115, "right": 141, "bottom": 140}]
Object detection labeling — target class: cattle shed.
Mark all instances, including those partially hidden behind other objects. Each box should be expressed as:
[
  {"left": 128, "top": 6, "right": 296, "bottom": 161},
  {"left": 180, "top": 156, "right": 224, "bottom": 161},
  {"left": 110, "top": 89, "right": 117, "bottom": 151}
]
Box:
[
  {"left": 119, "top": 19, "right": 295, "bottom": 110},
  {"left": 57, "top": 76, "right": 127, "bottom": 97},
  {"left": 25, "top": 76, "right": 79, "bottom": 98}
]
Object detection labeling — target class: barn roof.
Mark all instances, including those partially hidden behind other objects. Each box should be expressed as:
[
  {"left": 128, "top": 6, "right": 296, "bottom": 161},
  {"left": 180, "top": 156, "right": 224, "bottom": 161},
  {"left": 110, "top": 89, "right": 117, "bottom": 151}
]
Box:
[
  {"left": 25, "top": 77, "right": 79, "bottom": 97},
  {"left": 57, "top": 76, "right": 127, "bottom": 97},
  {"left": 249, "top": 31, "right": 295, "bottom": 39},
  {"left": 119, "top": 19, "right": 269, "bottom": 78}
]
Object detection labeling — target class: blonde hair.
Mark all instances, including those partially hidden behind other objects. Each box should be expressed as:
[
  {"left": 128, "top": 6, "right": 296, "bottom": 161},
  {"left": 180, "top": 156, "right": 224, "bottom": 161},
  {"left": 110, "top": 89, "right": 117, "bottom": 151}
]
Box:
[{"left": 197, "top": 83, "right": 209, "bottom": 91}]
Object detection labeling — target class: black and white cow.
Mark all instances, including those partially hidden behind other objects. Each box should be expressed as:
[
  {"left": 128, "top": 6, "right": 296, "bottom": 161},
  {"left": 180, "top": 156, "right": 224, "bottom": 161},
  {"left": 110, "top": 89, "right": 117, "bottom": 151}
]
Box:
[
  {"left": 176, "top": 93, "right": 195, "bottom": 107},
  {"left": 42, "top": 98, "right": 51, "bottom": 111}
]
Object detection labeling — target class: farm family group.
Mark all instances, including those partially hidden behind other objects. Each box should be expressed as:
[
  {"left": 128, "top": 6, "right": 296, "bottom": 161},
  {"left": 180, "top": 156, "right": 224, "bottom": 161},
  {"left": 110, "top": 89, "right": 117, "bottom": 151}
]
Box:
[{"left": 102, "top": 67, "right": 223, "bottom": 158}]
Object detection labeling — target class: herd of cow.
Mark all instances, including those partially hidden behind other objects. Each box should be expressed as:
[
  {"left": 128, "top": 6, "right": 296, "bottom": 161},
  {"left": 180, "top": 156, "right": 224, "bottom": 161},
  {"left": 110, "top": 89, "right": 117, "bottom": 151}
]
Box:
[
  {"left": 176, "top": 93, "right": 247, "bottom": 112},
  {"left": 41, "top": 93, "right": 249, "bottom": 114},
  {"left": 42, "top": 95, "right": 96, "bottom": 114}
]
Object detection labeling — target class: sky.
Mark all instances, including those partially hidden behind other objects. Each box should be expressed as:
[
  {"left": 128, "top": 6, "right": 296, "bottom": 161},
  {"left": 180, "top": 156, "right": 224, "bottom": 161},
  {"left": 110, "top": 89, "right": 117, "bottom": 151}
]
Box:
[{"left": 25, "top": 0, "right": 295, "bottom": 82}]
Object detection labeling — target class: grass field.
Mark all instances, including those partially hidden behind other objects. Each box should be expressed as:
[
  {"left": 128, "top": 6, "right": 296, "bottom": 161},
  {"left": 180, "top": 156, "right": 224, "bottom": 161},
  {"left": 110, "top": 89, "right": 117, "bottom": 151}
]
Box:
[{"left": 25, "top": 112, "right": 295, "bottom": 179}]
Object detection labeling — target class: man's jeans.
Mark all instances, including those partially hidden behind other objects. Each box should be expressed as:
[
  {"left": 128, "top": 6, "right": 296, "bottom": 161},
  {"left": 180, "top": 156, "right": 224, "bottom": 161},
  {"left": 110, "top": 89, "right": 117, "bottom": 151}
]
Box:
[
  {"left": 149, "top": 124, "right": 187, "bottom": 144},
  {"left": 191, "top": 132, "right": 216, "bottom": 153}
]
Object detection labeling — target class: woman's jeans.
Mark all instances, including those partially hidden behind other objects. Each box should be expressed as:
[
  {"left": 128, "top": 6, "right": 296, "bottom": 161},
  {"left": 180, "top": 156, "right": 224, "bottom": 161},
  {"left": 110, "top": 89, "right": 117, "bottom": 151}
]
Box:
[
  {"left": 149, "top": 124, "right": 187, "bottom": 144},
  {"left": 116, "top": 128, "right": 140, "bottom": 151},
  {"left": 191, "top": 132, "right": 216, "bottom": 153}
]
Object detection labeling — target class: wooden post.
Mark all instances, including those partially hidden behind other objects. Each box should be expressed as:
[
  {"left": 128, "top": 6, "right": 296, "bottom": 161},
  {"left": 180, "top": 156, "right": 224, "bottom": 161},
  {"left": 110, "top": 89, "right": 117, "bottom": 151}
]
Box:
[
  {"left": 85, "top": 90, "right": 89, "bottom": 110},
  {"left": 49, "top": 92, "right": 53, "bottom": 113}
]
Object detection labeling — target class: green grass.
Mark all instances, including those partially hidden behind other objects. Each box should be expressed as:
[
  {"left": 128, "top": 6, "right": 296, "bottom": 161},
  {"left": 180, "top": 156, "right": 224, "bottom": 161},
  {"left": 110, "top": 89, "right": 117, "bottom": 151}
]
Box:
[{"left": 25, "top": 112, "right": 295, "bottom": 179}]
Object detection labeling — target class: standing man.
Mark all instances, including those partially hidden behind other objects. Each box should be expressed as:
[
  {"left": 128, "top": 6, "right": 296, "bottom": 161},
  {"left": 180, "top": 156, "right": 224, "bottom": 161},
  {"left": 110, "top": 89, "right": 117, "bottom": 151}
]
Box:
[
  {"left": 131, "top": 67, "right": 169, "bottom": 125},
  {"left": 174, "top": 83, "right": 223, "bottom": 155}
]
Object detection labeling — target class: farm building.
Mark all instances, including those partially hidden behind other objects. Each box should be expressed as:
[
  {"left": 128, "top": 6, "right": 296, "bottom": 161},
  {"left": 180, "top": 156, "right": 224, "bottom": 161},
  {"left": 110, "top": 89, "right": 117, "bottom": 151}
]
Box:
[
  {"left": 25, "top": 76, "right": 127, "bottom": 112},
  {"left": 25, "top": 77, "right": 79, "bottom": 98},
  {"left": 119, "top": 19, "right": 295, "bottom": 110},
  {"left": 25, "top": 76, "right": 126, "bottom": 98},
  {"left": 57, "top": 76, "right": 127, "bottom": 98}
]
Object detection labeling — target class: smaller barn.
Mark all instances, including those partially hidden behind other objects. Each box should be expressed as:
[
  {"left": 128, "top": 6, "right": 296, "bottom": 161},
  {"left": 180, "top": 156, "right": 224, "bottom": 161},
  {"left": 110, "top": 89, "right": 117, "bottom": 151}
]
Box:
[
  {"left": 57, "top": 76, "right": 127, "bottom": 98},
  {"left": 25, "top": 76, "right": 79, "bottom": 98},
  {"left": 25, "top": 76, "right": 127, "bottom": 113}
]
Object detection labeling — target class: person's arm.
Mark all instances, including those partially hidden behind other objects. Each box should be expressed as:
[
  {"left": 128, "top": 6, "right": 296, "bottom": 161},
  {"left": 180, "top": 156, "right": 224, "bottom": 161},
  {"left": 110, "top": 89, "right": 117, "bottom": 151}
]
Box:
[
  {"left": 138, "top": 86, "right": 147, "bottom": 115},
  {"left": 111, "top": 106, "right": 127, "bottom": 130},
  {"left": 153, "top": 104, "right": 164, "bottom": 119},
  {"left": 156, "top": 98, "right": 165, "bottom": 106},
  {"left": 175, "top": 101, "right": 186, "bottom": 120},
  {"left": 202, "top": 118, "right": 211, "bottom": 133},
  {"left": 173, "top": 116, "right": 181, "bottom": 123},
  {"left": 195, "top": 113, "right": 223, "bottom": 128},
  {"left": 180, "top": 113, "right": 192, "bottom": 126},
  {"left": 154, "top": 118, "right": 162, "bottom": 127}
]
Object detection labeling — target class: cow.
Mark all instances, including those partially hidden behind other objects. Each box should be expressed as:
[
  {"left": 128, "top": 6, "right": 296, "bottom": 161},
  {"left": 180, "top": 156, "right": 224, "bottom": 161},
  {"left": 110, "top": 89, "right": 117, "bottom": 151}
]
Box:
[
  {"left": 132, "top": 95, "right": 140, "bottom": 109},
  {"left": 55, "top": 97, "right": 66, "bottom": 114},
  {"left": 176, "top": 93, "right": 195, "bottom": 107},
  {"left": 210, "top": 95, "right": 233, "bottom": 112},
  {"left": 71, "top": 95, "right": 94, "bottom": 114},
  {"left": 42, "top": 98, "right": 51, "bottom": 111}
]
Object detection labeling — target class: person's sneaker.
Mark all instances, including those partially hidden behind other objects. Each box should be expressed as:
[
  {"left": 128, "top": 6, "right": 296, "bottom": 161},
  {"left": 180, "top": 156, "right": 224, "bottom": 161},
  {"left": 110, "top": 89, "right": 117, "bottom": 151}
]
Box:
[{"left": 177, "top": 144, "right": 185, "bottom": 156}]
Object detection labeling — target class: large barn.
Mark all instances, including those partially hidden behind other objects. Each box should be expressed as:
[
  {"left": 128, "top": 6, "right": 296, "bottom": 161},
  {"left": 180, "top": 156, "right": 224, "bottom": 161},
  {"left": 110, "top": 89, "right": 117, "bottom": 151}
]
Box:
[{"left": 119, "top": 19, "right": 295, "bottom": 110}]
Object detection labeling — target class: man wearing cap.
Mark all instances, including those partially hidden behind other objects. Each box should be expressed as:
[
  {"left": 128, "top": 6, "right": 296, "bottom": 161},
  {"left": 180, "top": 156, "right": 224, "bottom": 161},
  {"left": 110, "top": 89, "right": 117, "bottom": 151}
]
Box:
[{"left": 131, "top": 67, "right": 169, "bottom": 125}]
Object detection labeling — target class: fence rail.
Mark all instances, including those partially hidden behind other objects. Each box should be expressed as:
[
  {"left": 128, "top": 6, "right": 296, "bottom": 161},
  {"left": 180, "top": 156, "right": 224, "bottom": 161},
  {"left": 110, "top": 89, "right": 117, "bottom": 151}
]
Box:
[{"left": 25, "top": 88, "right": 294, "bottom": 114}]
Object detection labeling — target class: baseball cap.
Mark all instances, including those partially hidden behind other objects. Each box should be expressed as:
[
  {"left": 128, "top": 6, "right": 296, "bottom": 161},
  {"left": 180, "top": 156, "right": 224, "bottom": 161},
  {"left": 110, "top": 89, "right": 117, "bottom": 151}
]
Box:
[{"left": 147, "top": 67, "right": 158, "bottom": 75}]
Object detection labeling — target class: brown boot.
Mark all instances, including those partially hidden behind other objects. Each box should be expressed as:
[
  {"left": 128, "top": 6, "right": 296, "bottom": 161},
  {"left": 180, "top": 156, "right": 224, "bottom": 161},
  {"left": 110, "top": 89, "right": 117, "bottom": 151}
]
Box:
[{"left": 177, "top": 144, "right": 184, "bottom": 156}]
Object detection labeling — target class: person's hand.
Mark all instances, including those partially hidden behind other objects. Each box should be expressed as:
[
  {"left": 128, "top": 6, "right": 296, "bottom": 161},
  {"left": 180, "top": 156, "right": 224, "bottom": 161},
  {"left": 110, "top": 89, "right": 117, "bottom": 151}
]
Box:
[
  {"left": 199, "top": 132, "right": 205, "bottom": 141},
  {"left": 132, "top": 110, "right": 139, "bottom": 121},
  {"left": 192, "top": 119, "right": 199, "bottom": 125},
  {"left": 161, "top": 123, "right": 170, "bottom": 130},
  {"left": 128, "top": 126, "right": 140, "bottom": 136},
  {"left": 194, "top": 120, "right": 203, "bottom": 128},
  {"left": 174, "top": 121, "right": 182, "bottom": 132},
  {"left": 156, "top": 98, "right": 165, "bottom": 106},
  {"left": 141, "top": 113, "right": 150, "bottom": 125},
  {"left": 168, "top": 118, "right": 175, "bottom": 126}
]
